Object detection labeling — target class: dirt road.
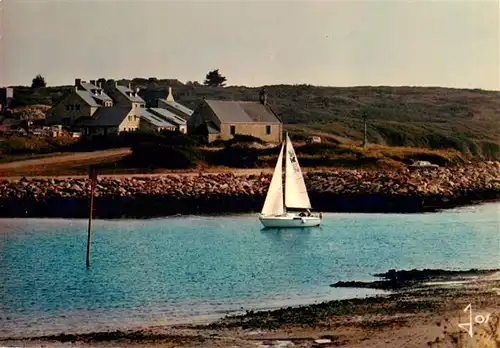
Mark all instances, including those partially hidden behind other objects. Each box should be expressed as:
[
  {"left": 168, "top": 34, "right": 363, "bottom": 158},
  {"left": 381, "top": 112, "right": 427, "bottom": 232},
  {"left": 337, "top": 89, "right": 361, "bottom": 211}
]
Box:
[
  {"left": 0, "top": 148, "right": 131, "bottom": 170},
  {"left": 0, "top": 148, "right": 132, "bottom": 177}
]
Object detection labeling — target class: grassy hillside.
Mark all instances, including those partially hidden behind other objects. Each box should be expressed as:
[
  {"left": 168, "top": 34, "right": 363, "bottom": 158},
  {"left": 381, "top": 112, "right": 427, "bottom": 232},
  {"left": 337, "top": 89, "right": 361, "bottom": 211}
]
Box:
[{"left": 9, "top": 81, "right": 500, "bottom": 159}]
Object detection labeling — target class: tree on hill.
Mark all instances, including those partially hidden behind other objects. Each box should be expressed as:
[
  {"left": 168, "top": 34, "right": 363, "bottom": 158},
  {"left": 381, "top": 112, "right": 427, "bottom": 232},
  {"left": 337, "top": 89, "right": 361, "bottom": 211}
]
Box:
[
  {"left": 204, "top": 69, "right": 227, "bottom": 87},
  {"left": 31, "top": 74, "right": 46, "bottom": 88}
]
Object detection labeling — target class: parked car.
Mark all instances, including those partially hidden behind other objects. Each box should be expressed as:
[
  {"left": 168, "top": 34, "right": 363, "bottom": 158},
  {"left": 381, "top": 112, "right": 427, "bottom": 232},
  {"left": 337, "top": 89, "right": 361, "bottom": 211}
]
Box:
[
  {"left": 307, "top": 136, "right": 321, "bottom": 144},
  {"left": 408, "top": 160, "right": 439, "bottom": 168}
]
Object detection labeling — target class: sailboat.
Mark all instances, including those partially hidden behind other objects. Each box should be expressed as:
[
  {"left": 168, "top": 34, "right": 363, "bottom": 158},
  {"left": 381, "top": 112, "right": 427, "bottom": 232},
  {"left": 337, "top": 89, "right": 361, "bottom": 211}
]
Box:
[{"left": 259, "top": 133, "right": 322, "bottom": 228}]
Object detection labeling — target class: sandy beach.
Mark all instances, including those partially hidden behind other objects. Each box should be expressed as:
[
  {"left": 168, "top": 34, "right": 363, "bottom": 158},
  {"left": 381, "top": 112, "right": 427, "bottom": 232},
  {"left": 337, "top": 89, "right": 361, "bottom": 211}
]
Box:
[{"left": 3, "top": 270, "right": 499, "bottom": 348}]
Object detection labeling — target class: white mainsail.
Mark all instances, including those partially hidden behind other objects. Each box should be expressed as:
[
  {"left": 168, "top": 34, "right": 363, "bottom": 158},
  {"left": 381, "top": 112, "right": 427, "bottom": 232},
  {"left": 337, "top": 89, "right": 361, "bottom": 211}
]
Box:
[
  {"left": 261, "top": 142, "right": 285, "bottom": 216},
  {"left": 285, "top": 134, "right": 312, "bottom": 209}
]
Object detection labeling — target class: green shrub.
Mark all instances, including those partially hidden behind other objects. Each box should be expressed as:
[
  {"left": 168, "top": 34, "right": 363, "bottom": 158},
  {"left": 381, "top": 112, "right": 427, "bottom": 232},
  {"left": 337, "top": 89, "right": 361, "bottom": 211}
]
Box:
[
  {"left": 296, "top": 143, "right": 353, "bottom": 156},
  {"left": 206, "top": 134, "right": 265, "bottom": 149},
  {"left": 206, "top": 146, "right": 260, "bottom": 168},
  {"left": 66, "top": 131, "right": 197, "bottom": 152},
  {"left": 0, "top": 136, "right": 72, "bottom": 155},
  {"left": 130, "top": 143, "right": 202, "bottom": 169},
  {"left": 288, "top": 133, "right": 310, "bottom": 142},
  {"left": 120, "top": 130, "right": 197, "bottom": 147},
  {"left": 229, "top": 134, "right": 264, "bottom": 144}
]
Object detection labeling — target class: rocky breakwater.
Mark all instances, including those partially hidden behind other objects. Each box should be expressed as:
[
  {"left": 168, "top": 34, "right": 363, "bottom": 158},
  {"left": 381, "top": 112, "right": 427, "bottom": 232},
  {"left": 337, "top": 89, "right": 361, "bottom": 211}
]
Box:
[
  {"left": 0, "top": 162, "right": 499, "bottom": 218},
  {"left": 306, "top": 161, "right": 500, "bottom": 213},
  {"left": 0, "top": 173, "right": 269, "bottom": 218}
]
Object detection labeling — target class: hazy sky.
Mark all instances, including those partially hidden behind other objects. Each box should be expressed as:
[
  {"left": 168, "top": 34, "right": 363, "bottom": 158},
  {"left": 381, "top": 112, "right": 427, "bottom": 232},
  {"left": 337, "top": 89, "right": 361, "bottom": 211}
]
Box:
[{"left": 1, "top": 0, "right": 499, "bottom": 89}]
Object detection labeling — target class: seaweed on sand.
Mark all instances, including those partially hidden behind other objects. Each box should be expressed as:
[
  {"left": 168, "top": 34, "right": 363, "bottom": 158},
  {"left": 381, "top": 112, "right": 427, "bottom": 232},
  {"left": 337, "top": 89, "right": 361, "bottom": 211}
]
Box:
[{"left": 331, "top": 268, "right": 500, "bottom": 290}]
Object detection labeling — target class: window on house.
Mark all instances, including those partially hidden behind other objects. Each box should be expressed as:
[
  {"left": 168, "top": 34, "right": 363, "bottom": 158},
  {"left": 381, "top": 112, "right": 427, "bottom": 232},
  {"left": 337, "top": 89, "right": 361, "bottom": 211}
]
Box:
[
  {"left": 230, "top": 125, "right": 236, "bottom": 135},
  {"left": 66, "top": 105, "right": 70, "bottom": 111},
  {"left": 76, "top": 104, "right": 80, "bottom": 111},
  {"left": 266, "top": 125, "right": 271, "bottom": 135}
]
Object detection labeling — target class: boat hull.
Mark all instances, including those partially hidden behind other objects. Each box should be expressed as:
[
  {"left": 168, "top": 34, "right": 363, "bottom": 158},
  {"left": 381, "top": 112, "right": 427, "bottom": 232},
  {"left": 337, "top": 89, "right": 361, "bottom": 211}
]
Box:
[{"left": 259, "top": 214, "right": 322, "bottom": 228}]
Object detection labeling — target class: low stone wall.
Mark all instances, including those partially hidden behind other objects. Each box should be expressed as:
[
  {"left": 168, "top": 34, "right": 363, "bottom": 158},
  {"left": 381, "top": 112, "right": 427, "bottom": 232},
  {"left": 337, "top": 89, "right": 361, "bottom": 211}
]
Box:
[{"left": 0, "top": 162, "right": 499, "bottom": 218}]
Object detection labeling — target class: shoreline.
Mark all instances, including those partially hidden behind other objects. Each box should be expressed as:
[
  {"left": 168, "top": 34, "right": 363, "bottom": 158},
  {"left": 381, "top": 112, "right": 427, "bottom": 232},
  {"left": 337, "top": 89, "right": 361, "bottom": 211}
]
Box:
[
  {"left": 0, "top": 196, "right": 499, "bottom": 220},
  {"left": 0, "top": 162, "right": 499, "bottom": 218},
  {"left": 2, "top": 268, "right": 499, "bottom": 347}
]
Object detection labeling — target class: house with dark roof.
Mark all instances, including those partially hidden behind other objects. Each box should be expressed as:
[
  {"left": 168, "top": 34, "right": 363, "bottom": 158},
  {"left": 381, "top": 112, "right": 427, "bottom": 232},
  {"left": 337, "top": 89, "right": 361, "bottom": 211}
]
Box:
[
  {"left": 140, "top": 108, "right": 180, "bottom": 132},
  {"left": 147, "top": 107, "right": 187, "bottom": 134},
  {"left": 46, "top": 79, "right": 113, "bottom": 126},
  {"left": 75, "top": 106, "right": 141, "bottom": 136},
  {"left": 157, "top": 87, "right": 193, "bottom": 121},
  {"left": 46, "top": 78, "right": 166, "bottom": 136},
  {"left": 103, "top": 80, "right": 146, "bottom": 109},
  {"left": 187, "top": 89, "right": 282, "bottom": 143},
  {"left": 47, "top": 79, "right": 192, "bottom": 137}
]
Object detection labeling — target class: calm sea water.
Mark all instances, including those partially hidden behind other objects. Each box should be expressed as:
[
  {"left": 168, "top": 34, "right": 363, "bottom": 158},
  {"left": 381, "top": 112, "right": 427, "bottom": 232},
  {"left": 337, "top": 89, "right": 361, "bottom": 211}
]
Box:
[{"left": 1, "top": 203, "right": 499, "bottom": 338}]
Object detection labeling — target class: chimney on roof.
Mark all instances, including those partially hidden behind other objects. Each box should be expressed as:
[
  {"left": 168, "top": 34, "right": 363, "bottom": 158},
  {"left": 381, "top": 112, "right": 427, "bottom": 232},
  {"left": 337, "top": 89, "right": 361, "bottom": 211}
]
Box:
[
  {"left": 128, "top": 82, "right": 131, "bottom": 90},
  {"left": 6, "top": 87, "right": 13, "bottom": 100},
  {"left": 90, "top": 80, "right": 96, "bottom": 86},
  {"left": 259, "top": 88, "right": 267, "bottom": 106},
  {"left": 135, "top": 87, "right": 140, "bottom": 98},
  {"left": 3, "top": 87, "right": 13, "bottom": 109},
  {"left": 75, "top": 78, "right": 82, "bottom": 89},
  {"left": 167, "top": 87, "right": 174, "bottom": 101}
]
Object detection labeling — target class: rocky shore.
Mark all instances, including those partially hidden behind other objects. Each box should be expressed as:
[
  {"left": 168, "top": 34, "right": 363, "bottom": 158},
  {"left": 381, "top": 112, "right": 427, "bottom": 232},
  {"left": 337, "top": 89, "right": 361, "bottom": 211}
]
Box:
[
  {"left": 3, "top": 269, "right": 499, "bottom": 348},
  {"left": 0, "top": 162, "right": 499, "bottom": 218},
  {"left": 330, "top": 268, "right": 500, "bottom": 290}
]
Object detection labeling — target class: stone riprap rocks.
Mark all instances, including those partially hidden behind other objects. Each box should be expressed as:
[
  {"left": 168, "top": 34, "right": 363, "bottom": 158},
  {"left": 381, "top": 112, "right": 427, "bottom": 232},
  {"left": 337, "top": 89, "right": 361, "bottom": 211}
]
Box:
[{"left": 0, "top": 162, "right": 499, "bottom": 218}]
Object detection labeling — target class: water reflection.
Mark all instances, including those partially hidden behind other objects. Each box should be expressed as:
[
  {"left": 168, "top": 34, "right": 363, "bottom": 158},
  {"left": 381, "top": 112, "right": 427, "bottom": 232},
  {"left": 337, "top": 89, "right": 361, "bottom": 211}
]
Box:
[{"left": 260, "top": 226, "right": 313, "bottom": 244}]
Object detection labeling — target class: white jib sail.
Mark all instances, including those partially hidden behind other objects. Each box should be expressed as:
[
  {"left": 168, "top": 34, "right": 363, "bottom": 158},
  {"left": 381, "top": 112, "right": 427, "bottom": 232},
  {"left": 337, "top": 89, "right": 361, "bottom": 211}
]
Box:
[
  {"left": 285, "top": 134, "right": 312, "bottom": 209},
  {"left": 261, "top": 142, "right": 285, "bottom": 216}
]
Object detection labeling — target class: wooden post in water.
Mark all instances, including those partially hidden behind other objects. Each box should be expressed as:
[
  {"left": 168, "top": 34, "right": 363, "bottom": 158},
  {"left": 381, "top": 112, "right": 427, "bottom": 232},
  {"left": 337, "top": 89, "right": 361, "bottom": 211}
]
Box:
[
  {"left": 86, "top": 167, "right": 97, "bottom": 268},
  {"left": 362, "top": 114, "right": 368, "bottom": 148}
]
